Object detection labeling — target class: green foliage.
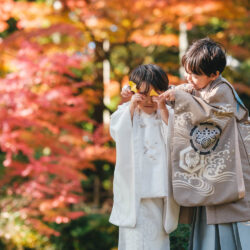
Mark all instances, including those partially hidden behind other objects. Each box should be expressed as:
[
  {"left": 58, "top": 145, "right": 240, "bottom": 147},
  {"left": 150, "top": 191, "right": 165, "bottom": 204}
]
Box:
[
  {"left": 0, "top": 210, "right": 55, "bottom": 250},
  {"left": 0, "top": 18, "right": 18, "bottom": 38},
  {"left": 170, "top": 224, "right": 191, "bottom": 250},
  {"left": 50, "top": 214, "right": 118, "bottom": 250},
  {"left": 0, "top": 214, "right": 189, "bottom": 250},
  {"left": 0, "top": 207, "right": 190, "bottom": 249}
]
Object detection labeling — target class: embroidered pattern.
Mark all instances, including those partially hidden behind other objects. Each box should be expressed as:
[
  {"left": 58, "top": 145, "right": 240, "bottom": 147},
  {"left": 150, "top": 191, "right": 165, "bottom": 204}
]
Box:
[
  {"left": 173, "top": 172, "right": 214, "bottom": 196},
  {"left": 138, "top": 111, "right": 161, "bottom": 161},
  {"left": 174, "top": 144, "right": 235, "bottom": 196},
  {"left": 190, "top": 122, "right": 222, "bottom": 155},
  {"left": 179, "top": 146, "right": 204, "bottom": 173},
  {"left": 174, "top": 112, "right": 193, "bottom": 135},
  {"left": 118, "top": 199, "right": 169, "bottom": 250},
  {"left": 212, "top": 104, "right": 234, "bottom": 116}
]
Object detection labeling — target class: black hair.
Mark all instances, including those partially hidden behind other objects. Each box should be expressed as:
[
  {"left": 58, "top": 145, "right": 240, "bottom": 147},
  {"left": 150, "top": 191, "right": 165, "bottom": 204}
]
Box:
[
  {"left": 182, "top": 37, "right": 226, "bottom": 77},
  {"left": 129, "top": 64, "right": 169, "bottom": 93}
]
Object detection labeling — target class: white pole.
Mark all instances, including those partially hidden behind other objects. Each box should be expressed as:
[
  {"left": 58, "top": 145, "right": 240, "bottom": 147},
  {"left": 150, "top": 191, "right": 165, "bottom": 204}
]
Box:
[
  {"left": 103, "top": 39, "right": 111, "bottom": 127},
  {"left": 179, "top": 22, "right": 188, "bottom": 79}
]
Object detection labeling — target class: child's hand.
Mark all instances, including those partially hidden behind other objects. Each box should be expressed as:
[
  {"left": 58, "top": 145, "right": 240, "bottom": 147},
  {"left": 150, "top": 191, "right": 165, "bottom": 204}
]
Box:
[
  {"left": 160, "top": 89, "right": 175, "bottom": 101},
  {"left": 121, "top": 85, "right": 133, "bottom": 99},
  {"left": 152, "top": 96, "right": 167, "bottom": 110},
  {"left": 176, "top": 83, "right": 194, "bottom": 93},
  {"left": 129, "top": 93, "right": 145, "bottom": 119},
  {"left": 130, "top": 93, "right": 145, "bottom": 108},
  {"left": 152, "top": 96, "right": 169, "bottom": 125}
]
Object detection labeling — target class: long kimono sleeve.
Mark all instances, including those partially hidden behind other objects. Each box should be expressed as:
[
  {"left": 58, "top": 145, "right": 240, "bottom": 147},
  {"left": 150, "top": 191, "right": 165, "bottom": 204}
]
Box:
[
  {"left": 171, "top": 89, "right": 245, "bottom": 206},
  {"left": 205, "top": 83, "right": 248, "bottom": 121},
  {"left": 109, "top": 102, "right": 132, "bottom": 141},
  {"left": 161, "top": 107, "right": 180, "bottom": 234},
  {"left": 109, "top": 102, "right": 137, "bottom": 227}
]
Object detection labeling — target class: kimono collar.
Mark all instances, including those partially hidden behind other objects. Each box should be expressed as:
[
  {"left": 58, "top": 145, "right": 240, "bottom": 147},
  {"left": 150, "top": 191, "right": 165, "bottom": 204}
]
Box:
[{"left": 208, "top": 75, "right": 246, "bottom": 111}]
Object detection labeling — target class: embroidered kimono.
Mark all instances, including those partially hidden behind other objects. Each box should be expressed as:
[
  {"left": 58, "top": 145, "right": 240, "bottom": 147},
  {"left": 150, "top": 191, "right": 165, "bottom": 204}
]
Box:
[
  {"left": 109, "top": 102, "right": 179, "bottom": 249},
  {"left": 172, "top": 76, "right": 250, "bottom": 224}
]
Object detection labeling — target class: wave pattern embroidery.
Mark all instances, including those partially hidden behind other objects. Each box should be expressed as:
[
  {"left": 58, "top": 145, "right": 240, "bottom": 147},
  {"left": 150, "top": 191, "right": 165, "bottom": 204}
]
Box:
[
  {"left": 203, "top": 150, "right": 235, "bottom": 183},
  {"left": 173, "top": 144, "right": 235, "bottom": 197},
  {"left": 174, "top": 172, "right": 214, "bottom": 196}
]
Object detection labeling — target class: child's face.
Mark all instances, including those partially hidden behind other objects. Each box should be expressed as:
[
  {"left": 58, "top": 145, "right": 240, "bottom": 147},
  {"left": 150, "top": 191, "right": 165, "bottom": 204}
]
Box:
[
  {"left": 184, "top": 70, "right": 219, "bottom": 90},
  {"left": 137, "top": 83, "right": 161, "bottom": 114}
]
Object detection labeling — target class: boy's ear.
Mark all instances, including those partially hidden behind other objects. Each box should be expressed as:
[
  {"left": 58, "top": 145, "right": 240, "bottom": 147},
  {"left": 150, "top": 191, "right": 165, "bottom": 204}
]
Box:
[{"left": 210, "top": 71, "right": 220, "bottom": 79}]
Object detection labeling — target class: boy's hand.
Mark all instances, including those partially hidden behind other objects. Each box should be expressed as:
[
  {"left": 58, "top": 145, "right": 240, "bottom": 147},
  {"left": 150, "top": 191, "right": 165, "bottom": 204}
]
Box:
[
  {"left": 161, "top": 89, "right": 175, "bottom": 101},
  {"left": 176, "top": 83, "right": 194, "bottom": 93},
  {"left": 121, "top": 85, "right": 133, "bottom": 99}
]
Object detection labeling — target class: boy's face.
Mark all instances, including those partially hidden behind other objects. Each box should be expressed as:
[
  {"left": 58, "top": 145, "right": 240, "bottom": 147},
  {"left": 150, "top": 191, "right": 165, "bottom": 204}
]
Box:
[
  {"left": 185, "top": 70, "right": 219, "bottom": 90},
  {"left": 137, "top": 83, "right": 161, "bottom": 114}
]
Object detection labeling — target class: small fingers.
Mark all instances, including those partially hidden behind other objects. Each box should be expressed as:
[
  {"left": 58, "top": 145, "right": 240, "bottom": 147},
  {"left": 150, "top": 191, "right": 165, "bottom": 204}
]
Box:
[
  {"left": 121, "top": 91, "right": 133, "bottom": 99},
  {"left": 132, "top": 93, "right": 144, "bottom": 102},
  {"left": 136, "top": 94, "right": 145, "bottom": 101},
  {"left": 122, "top": 85, "right": 130, "bottom": 91},
  {"left": 159, "top": 92, "right": 169, "bottom": 100},
  {"left": 125, "top": 91, "right": 133, "bottom": 97},
  {"left": 160, "top": 90, "right": 175, "bottom": 101},
  {"left": 151, "top": 96, "right": 159, "bottom": 102},
  {"left": 159, "top": 91, "right": 168, "bottom": 97}
]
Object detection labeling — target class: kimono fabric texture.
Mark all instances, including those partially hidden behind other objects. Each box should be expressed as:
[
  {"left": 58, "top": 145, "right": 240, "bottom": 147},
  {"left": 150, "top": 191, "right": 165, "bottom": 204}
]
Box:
[
  {"left": 109, "top": 102, "right": 179, "bottom": 250},
  {"left": 172, "top": 76, "right": 250, "bottom": 249},
  {"left": 119, "top": 198, "right": 169, "bottom": 250}
]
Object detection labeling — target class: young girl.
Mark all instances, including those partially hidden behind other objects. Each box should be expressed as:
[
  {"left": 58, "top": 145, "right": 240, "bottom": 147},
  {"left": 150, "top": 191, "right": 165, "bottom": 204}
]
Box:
[
  {"left": 163, "top": 38, "right": 250, "bottom": 250},
  {"left": 109, "top": 64, "right": 179, "bottom": 250}
]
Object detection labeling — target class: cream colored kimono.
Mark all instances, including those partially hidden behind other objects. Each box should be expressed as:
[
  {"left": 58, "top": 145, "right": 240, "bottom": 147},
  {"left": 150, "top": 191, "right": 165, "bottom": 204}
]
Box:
[{"left": 109, "top": 102, "right": 179, "bottom": 249}]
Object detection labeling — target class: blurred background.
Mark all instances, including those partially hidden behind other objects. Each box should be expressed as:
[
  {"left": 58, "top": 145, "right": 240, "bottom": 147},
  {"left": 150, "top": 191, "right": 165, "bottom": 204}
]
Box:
[{"left": 0, "top": 0, "right": 249, "bottom": 249}]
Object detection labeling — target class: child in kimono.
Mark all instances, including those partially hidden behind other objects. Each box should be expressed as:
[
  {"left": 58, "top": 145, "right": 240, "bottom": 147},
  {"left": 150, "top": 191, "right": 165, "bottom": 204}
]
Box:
[
  {"left": 162, "top": 38, "right": 250, "bottom": 250},
  {"left": 121, "top": 38, "right": 250, "bottom": 250},
  {"left": 109, "top": 64, "right": 179, "bottom": 250}
]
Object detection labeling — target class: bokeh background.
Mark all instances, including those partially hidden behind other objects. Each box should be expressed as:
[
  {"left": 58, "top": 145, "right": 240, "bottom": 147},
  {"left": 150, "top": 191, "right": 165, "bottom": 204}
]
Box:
[{"left": 0, "top": 0, "right": 249, "bottom": 249}]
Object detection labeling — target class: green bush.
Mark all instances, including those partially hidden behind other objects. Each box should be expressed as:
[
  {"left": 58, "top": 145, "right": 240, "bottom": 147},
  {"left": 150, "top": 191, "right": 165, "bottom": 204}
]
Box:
[
  {"left": 51, "top": 214, "right": 118, "bottom": 250},
  {"left": 0, "top": 213, "right": 190, "bottom": 249},
  {"left": 170, "top": 224, "right": 191, "bottom": 250}
]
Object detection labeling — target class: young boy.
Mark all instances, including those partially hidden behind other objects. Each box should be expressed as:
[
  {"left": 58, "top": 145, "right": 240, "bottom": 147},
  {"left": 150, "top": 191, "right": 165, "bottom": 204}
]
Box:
[
  {"left": 163, "top": 38, "right": 250, "bottom": 250},
  {"left": 110, "top": 64, "right": 179, "bottom": 250}
]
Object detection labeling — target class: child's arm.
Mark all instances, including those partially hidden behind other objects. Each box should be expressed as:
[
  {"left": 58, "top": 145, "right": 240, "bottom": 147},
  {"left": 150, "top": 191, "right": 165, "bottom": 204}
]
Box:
[
  {"left": 161, "top": 84, "right": 196, "bottom": 102},
  {"left": 152, "top": 96, "right": 169, "bottom": 125},
  {"left": 174, "top": 83, "right": 195, "bottom": 93},
  {"left": 159, "top": 106, "right": 169, "bottom": 125},
  {"left": 160, "top": 88, "right": 176, "bottom": 102},
  {"left": 121, "top": 85, "right": 139, "bottom": 119},
  {"left": 130, "top": 93, "right": 145, "bottom": 119}
]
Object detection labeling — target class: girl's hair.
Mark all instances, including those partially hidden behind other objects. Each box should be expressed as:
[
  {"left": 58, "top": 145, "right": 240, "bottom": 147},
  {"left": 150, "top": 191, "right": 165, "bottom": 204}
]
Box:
[
  {"left": 129, "top": 64, "right": 169, "bottom": 93},
  {"left": 182, "top": 37, "right": 226, "bottom": 77}
]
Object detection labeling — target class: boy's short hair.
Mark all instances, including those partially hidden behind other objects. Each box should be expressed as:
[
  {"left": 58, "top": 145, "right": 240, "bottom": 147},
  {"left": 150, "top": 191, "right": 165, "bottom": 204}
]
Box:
[
  {"left": 129, "top": 64, "right": 169, "bottom": 93},
  {"left": 182, "top": 37, "right": 226, "bottom": 77}
]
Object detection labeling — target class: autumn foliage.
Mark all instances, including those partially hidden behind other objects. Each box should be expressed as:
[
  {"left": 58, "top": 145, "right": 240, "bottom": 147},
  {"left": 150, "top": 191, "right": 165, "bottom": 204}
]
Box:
[
  {"left": 0, "top": 0, "right": 249, "bottom": 245},
  {"left": 0, "top": 1, "right": 116, "bottom": 237}
]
